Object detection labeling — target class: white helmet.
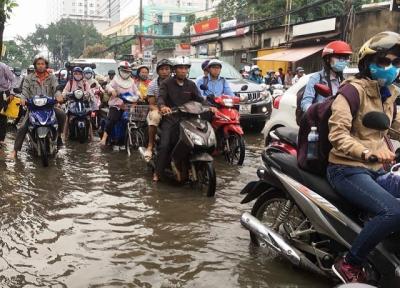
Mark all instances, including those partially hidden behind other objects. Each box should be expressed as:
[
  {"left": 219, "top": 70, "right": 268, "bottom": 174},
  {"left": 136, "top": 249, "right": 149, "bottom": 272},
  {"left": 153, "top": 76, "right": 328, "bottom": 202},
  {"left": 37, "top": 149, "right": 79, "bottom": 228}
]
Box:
[
  {"left": 118, "top": 61, "right": 131, "bottom": 72},
  {"left": 207, "top": 59, "right": 222, "bottom": 68},
  {"left": 251, "top": 65, "right": 260, "bottom": 71},
  {"left": 173, "top": 56, "right": 191, "bottom": 68},
  {"left": 244, "top": 65, "right": 251, "bottom": 72}
]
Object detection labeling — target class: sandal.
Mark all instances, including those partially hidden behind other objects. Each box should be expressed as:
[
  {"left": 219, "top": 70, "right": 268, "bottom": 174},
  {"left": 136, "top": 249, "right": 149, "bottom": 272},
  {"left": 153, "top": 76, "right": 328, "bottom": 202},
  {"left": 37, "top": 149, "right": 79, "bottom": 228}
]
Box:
[{"left": 144, "top": 149, "right": 153, "bottom": 162}]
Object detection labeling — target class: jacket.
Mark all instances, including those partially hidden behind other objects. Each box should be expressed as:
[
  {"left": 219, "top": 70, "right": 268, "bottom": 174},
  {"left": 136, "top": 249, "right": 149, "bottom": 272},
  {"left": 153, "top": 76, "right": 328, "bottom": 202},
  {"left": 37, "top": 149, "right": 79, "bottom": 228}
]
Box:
[
  {"left": 328, "top": 77, "right": 400, "bottom": 170},
  {"left": 21, "top": 72, "right": 60, "bottom": 100}
]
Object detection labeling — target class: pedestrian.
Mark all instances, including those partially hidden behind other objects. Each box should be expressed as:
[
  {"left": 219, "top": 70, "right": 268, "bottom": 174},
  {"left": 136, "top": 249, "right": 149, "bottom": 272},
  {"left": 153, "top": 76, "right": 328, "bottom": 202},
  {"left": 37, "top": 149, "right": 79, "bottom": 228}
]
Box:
[
  {"left": 0, "top": 62, "right": 16, "bottom": 147},
  {"left": 278, "top": 67, "right": 285, "bottom": 84},
  {"left": 284, "top": 68, "right": 293, "bottom": 87},
  {"left": 292, "top": 67, "right": 306, "bottom": 85}
]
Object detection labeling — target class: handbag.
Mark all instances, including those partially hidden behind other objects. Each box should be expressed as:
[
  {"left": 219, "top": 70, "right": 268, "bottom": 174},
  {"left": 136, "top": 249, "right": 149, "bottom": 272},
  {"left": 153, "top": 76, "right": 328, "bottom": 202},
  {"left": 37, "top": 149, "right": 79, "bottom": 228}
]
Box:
[{"left": 376, "top": 163, "right": 400, "bottom": 196}]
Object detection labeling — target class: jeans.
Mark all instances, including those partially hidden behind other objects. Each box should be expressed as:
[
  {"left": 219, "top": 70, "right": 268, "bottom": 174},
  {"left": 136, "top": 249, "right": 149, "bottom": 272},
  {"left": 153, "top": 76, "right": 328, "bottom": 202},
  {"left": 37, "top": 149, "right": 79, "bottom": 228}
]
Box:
[
  {"left": 105, "top": 107, "right": 122, "bottom": 135},
  {"left": 155, "top": 118, "right": 179, "bottom": 178},
  {"left": 327, "top": 164, "right": 400, "bottom": 266}
]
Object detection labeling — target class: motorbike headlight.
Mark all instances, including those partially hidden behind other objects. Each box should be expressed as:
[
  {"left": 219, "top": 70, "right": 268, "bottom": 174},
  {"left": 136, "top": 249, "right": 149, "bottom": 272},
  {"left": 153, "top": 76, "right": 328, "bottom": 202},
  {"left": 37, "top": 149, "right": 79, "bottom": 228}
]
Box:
[
  {"left": 223, "top": 98, "right": 234, "bottom": 107},
  {"left": 239, "top": 93, "right": 248, "bottom": 102},
  {"left": 74, "top": 90, "right": 84, "bottom": 99},
  {"left": 33, "top": 97, "right": 48, "bottom": 107},
  {"left": 185, "top": 128, "right": 205, "bottom": 146},
  {"left": 208, "top": 129, "right": 216, "bottom": 146}
]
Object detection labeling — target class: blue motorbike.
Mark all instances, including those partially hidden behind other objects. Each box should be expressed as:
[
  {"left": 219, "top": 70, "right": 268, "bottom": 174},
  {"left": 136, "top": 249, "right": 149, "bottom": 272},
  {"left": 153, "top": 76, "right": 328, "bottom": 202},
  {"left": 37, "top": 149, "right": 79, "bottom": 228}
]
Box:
[
  {"left": 66, "top": 89, "right": 91, "bottom": 143},
  {"left": 27, "top": 95, "right": 58, "bottom": 167}
]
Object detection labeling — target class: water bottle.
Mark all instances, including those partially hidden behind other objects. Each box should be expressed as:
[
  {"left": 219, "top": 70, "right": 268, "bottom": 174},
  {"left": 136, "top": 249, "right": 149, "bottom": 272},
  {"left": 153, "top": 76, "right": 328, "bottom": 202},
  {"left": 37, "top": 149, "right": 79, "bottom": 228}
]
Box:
[{"left": 307, "top": 127, "right": 319, "bottom": 160}]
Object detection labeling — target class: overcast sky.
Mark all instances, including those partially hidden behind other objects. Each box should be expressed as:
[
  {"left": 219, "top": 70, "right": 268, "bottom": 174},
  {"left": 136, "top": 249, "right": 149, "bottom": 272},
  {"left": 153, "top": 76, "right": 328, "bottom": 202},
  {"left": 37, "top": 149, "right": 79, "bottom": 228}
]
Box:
[{"left": 4, "top": 0, "right": 142, "bottom": 41}]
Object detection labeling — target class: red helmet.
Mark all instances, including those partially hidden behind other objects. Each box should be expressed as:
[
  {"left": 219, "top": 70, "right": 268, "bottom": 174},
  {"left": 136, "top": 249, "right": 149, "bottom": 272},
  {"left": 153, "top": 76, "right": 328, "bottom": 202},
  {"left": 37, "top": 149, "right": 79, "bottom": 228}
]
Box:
[{"left": 322, "top": 41, "right": 352, "bottom": 58}]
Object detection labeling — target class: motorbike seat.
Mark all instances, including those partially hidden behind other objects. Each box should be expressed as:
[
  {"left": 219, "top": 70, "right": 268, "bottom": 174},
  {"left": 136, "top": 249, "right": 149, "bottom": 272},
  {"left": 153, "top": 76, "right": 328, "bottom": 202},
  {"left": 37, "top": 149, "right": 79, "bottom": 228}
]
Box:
[
  {"left": 274, "top": 127, "right": 298, "bottom": 148},
  {"left": 269, "top": 152, "right": 354, "bottom": 215}
]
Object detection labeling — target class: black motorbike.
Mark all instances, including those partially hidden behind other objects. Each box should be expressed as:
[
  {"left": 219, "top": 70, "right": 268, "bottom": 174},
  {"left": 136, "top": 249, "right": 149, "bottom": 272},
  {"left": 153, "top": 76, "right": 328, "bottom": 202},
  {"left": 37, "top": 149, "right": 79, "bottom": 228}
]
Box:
[
  {"left": 66, "top": 89, "right": 91, "bottom": 143},
  {"left": 139, "top": 101, "right": 217, "bottom": 197},
  {"left": 240, "top": 111, "right": 400, "bottom": 286}
]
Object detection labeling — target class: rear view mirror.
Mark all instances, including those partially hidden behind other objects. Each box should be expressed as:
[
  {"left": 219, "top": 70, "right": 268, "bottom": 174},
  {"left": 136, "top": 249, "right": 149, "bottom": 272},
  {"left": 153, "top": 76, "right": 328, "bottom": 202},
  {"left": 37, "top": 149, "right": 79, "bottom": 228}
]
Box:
[
  {"left": 200, "top": 84, "right": 208, "bottom": 91},
  {"left": 90, "top": 83, "right": 97, "bottom": 88},
  {"left": 241, "top": 85, "right": 248, "bottom": 91},
  {"left": 314, "top": 83, "right": 331, "bottom": 97},
  {"left": 362, "top": 111, "right": 390, "bottom": 131}
]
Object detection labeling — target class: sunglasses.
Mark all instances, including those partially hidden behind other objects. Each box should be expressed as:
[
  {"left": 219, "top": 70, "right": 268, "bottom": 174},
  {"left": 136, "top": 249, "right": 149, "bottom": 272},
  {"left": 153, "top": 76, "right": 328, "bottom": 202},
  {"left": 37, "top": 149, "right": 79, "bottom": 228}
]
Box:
[{"left": 375, "top": 56, "right": 400, "bottom": 68}]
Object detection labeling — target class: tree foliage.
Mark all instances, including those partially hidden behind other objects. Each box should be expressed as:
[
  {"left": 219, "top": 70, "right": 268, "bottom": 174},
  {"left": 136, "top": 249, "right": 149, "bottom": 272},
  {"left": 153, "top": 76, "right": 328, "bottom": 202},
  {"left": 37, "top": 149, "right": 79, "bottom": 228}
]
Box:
[{"left": 0, "top": 0, "right": 18, "bottom": 58}]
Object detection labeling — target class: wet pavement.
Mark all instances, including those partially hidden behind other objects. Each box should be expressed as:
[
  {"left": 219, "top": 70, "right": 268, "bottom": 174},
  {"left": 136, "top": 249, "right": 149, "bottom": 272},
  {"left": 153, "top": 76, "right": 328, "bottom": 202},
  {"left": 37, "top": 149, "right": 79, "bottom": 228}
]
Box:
[{"left": 0, "top": 131, "right": 332, "bottom": 287}]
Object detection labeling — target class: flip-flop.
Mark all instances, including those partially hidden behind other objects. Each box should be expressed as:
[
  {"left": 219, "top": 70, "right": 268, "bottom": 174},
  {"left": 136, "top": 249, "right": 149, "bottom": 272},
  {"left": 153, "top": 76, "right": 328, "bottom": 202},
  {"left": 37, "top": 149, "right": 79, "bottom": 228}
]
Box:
[{"left": 144, "top": 150, "right": 153, "bottom": 162}]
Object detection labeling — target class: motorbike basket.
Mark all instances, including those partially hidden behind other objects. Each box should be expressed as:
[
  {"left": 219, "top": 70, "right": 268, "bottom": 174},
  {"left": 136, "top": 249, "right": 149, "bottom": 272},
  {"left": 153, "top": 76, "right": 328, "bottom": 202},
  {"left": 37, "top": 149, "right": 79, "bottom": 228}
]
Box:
[{"left": 129, "top": 105, "right": 150, "bottom": 122}]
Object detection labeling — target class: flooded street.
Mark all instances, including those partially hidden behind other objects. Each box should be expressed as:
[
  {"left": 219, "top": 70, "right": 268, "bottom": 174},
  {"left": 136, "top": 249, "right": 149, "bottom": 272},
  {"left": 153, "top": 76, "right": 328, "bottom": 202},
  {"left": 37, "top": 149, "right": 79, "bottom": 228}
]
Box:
[{"left": 0, "top": 132, "right": 331, "bottom": 288}]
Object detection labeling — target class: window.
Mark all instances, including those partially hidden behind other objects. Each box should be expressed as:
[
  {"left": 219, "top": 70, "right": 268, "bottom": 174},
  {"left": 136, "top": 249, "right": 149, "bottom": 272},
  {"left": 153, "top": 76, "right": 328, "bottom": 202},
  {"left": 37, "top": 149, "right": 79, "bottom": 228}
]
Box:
[{"left": 263, "top": 38, "right": 271, "bottom": 48}]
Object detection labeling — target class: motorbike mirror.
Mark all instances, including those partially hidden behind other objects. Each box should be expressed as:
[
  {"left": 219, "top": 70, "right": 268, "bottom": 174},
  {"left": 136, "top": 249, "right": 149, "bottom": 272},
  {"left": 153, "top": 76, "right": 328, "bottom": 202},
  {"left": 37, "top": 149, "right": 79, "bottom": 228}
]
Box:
[
  {"left": 13, "top": 88, "right": 22, "bottom": 94},
  {"left": 241, "top": 85, "right": 248, "bottom": 91},
  {"left": 200, "top": 84, "right": 208, "bottom": 91},
  {"left": 362, "top": 111, "right": 390, "bottom": 131},
  {"left": 314, "top": 83, "right": 331, "bottom": 97},
  {"left": 90, "top": 83, "right": 97, "bottom": 88}
]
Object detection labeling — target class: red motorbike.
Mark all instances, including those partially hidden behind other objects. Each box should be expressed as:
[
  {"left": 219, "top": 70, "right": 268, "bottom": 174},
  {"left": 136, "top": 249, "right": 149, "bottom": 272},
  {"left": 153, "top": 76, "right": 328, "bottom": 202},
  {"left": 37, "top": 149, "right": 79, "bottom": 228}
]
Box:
[{"left": 210, "top": 94, "right": 246, "bottom": 165}]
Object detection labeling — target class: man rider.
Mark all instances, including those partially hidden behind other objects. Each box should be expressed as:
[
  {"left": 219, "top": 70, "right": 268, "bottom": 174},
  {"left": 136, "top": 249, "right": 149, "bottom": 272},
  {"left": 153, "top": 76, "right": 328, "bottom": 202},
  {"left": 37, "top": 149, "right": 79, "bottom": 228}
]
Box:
[
  {"left": 301, "top": 40, "right": 352, "bottom": 112},
  {"left": 143, "top": 59, "right": 172, "bottom": 180},
  {"left": 62, "top": 66, "right": 94, "bottom": 140},
  {"left": 0, "top": 62, "right": 16, "bottom": 146},
  {"left": 11, "top": 55, "right": 66, "bottom": 158},
  {"left": 156, "top": 56, "right": 213, "bottom": 181},
  {"left": 100, "top": 61, "right": 139, "bottom": 146},
  {"left": 196, "top": 59, "right": 234, "bottom": 98},
  {"left": 248, "top": 65, "right": 264, "bottom": 84}
]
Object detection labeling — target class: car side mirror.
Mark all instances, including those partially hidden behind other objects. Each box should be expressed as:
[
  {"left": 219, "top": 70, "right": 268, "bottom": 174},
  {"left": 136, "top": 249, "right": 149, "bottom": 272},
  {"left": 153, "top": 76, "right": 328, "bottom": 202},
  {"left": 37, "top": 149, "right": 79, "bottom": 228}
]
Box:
[
  {"left": 241, "top": 85, "right": 248, "bottom": 91},
  {"left": 314, "top": 83, "right": 331, "bottom": 97}
]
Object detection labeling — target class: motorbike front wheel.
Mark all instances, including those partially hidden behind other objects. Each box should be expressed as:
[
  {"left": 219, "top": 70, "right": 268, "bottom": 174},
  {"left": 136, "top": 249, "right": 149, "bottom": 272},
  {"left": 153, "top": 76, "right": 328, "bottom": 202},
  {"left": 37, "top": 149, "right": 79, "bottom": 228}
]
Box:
[
  {"left": 78, "top": 126, "right": 88, "bottom": 143},
  {"left": 225, "top": 133, "right": 245, "bottom": 165},
  {"left": 195, "top": 161, "right": 216, "bottom": 197},
  {"left": 38, "top": 137, "right": 49, "bottom": 167}
]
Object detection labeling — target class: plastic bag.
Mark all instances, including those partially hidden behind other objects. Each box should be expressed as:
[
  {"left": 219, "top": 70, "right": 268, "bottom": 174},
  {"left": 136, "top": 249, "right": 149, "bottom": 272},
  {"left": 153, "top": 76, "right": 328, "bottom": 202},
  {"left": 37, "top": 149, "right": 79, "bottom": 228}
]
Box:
[{"left": 376, "top": 163, "right": 400, "bottom": 196}]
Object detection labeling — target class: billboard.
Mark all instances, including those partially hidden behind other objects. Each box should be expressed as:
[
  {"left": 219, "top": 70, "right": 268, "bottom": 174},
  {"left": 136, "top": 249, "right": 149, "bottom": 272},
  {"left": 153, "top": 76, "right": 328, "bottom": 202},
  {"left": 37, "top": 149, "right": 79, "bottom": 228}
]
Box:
[{"left": 190, "top": 17, "right": 220, "bottom": 44}]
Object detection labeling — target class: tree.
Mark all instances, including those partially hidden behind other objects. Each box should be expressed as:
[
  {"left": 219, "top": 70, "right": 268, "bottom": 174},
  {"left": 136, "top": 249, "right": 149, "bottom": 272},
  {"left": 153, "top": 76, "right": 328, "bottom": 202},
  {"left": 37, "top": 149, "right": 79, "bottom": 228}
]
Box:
[
  {"left": 0, "top": 0, "right": 17, "bottom": 59},
  {"left": 83, "top": 43, "right": 108, "bottom": 58}
]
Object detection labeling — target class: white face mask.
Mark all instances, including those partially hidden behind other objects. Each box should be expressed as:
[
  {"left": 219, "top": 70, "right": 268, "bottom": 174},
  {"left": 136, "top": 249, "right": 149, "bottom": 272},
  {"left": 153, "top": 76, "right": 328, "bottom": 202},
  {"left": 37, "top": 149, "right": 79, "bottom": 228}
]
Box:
[
  {"left": 84, "top": 73, "right": 92, "bottom": 80},
  {"left": 119, "top": 71, "right": 131, "bottom": 80}
]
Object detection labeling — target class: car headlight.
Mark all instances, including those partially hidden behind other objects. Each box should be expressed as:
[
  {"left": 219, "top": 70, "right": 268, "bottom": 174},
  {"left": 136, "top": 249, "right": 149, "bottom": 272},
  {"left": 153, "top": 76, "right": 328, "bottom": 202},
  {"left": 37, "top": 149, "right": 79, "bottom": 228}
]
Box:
[
  {"left": 33, "top": 97, "right": 48, "bottom": 107},
  {"left": 208, "top": 129, "right": 216, "bottom": 146},
  {"left": 223, "top": 98, "right": 234, "bottom": 107},
  {"left": 185, "top": 128, "right": 205, "bottom": 146},
  {"left": 239, "top": 93, "right": 248, "bottom": 102},
  {"left": 74, "top": 90, "right": 84, "bottom": 99}
]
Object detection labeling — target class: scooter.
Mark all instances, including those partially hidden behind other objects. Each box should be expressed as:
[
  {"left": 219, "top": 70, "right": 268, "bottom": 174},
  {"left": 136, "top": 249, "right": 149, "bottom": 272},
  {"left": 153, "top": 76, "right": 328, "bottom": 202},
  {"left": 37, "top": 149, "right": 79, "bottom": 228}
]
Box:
[
  {"left": 27, "top": 95, "right": 58, "bottom": 167},
  {"left": 66, "top": 89, "right": 91, "bottom": 143},
  {"left": 199, "top": 84, "right": 246, "bottom": 165},
  {"left": 239, "top": 111, "right": 400, "bottom": 286},
  {"left": 139, "top": 101, "right": 217, "bottom": 197}
]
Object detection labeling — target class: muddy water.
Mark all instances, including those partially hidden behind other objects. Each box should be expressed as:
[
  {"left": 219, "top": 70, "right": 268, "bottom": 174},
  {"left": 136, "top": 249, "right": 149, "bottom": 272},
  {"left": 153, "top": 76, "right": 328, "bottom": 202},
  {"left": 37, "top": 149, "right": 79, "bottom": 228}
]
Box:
[{"left": 0, "top": 133, "right": 331, "bottom": 287}]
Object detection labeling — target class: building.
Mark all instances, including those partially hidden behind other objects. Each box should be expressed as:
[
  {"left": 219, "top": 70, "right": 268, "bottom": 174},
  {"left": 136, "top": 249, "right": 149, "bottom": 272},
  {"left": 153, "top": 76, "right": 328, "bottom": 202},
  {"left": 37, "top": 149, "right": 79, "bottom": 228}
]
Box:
[
  {"left": 147, "top": 0, "right": 211, "bottom": 10},
  {"left": 47, "top": 0, "right": 113, "bottom": 31}
]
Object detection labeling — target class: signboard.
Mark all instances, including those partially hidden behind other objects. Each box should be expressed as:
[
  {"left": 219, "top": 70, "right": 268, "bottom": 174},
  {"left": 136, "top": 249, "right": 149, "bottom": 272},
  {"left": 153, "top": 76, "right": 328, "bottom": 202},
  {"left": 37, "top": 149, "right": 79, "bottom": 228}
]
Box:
[
  {"left": 175, "top": 43, "right": 191, "bottom": 56},
  {"left": 391, "top": 0, "right": 400, "bottom": 11},
  {"left": 292, "top": 18, "right": 336, "bottom": 37},
  {"left": 190, "top": 17, "right": 220, "bottom": 44},
  {"left": 143, "top": 50, "right": 152, "bottom": 65}
]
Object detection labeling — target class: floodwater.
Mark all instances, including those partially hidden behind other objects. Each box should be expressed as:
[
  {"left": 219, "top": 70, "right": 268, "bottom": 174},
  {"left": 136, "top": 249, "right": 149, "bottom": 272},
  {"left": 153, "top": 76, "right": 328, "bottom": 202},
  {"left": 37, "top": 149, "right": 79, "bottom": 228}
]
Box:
[{"left": 0, "top": 132, "right": 332, "bottom": 288}]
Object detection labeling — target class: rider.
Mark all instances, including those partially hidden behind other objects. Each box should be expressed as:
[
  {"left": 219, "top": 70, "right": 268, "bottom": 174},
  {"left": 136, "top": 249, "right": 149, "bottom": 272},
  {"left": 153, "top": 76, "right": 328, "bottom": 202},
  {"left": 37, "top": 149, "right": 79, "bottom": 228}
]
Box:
[
  {"left": 27, "top": 65, "right": 35, "bottom": 75},
  {"left": 0, "top": 62, "right": 15, "bottom": 146},
  {"left": 12, "top": 67, "right": 24, "bottom": 91},
  {"left": 62, "top": 66, "right": 94, "bottom": 139},
  {"left": 134, "top": 65, "right": 151, "bottom": 102},
  {"left": 11, "top": 55, "right": 66, "bottom": 158},
  {"left": 195, "top": 60, "right": 210, "bottom": 90},
  {"left": 301, "top": 40, "right": 352, "bottom": 112},
  {"left": 248, "top": 65, "right": 264, "bottom": 84},
  {"left": 327, "top": 31, "right": 400, "bottom": 283},
  {"left": 196, "top": 59, "right": 234, "bottom": 98},
  {"left": 156, "top": 56, "right": 210, "bottom": 181},
  {"left": 143, "top": 59, "right": 172, "bottom": 171},
  {"left": 105, "top": 69, "right": 116, "bottom": 84},
  {"left": 100, "top": 61, "right": 139, "bottom": 146},
  {"left": 83, "top": 66, "right": 104, "bottom": 112}
]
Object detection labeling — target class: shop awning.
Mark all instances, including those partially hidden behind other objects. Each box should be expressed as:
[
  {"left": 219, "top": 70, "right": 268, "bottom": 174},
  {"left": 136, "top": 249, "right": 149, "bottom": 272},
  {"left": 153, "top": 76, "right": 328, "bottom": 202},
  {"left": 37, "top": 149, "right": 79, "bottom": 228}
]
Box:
[{"left": 253, "top": 45, "right": 325, "bottom": 62}]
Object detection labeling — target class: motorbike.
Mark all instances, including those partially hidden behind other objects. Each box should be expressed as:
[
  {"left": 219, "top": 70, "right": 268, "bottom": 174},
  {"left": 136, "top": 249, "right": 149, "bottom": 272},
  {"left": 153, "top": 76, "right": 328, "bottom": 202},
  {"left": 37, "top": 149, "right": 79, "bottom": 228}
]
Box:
[
  {"left": 27, "top": 95, "right": 58, "bottom": 167},
  {"left": 139, "top": 101, "right": 217, "bottom": 197},
  {"left": 66, "top": 89, "right": 91, "bottom": 143},
  {"left": 239, "top": 110, "right": 400, "bottom": 286},
  {"left": 90, "top": 84, "right": 103, "bottom": 130},
  {"left": 200, "top": 84, "right": 246, "bottom": 165}
]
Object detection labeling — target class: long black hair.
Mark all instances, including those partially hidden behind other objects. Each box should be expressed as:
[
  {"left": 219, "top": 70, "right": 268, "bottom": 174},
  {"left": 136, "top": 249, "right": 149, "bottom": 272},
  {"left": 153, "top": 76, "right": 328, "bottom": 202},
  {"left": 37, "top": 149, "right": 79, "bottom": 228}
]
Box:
[{"left": 322, "top": 55, "right": 345, "bottom": 93}]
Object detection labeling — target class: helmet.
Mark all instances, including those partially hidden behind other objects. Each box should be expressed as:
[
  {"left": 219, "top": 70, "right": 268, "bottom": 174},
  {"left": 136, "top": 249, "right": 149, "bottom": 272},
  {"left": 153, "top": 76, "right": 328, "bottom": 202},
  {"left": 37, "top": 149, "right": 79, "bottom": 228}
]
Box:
[
  {"left": 322, "top": 40, "right": 352, "bottom": 58},
  {"left": 83, "top": 67, "right": 94, "bottom": 74},
  {"left": 251, "top": 65, "right": 260, "bottom": 71},
  {"left": 33, "top": 54, "right": 49, "bottom": 68},
  {"left": 13, "top": 67, "right": 21, "bottom": 75},
  {"left": 137, "top": 65, "right": 149, "bottom": 74},
  {"left": 28, "top": 65, "right": 35, "bottom": 71},
  {"left": 118, "top": 61, "right": 131, "bottom": 72},
  {"left": 108, "top": 69, "right": 116, "bottom": 76},
  {"left": 173, "top": 56, "right": 191, "bottom": 68},
  {"left": 156, "top": 59, "right": 173, "bottom": 72},
  {"left": 296, "top": 66, "right": 305, "bottom": 72},
  {"left": 72, "top": 67, "right": 83, "bottom": 73},
  {"left": 359, "top": 31, "right": 400, "bottom": 61},
  {"left": 207, "top": 59, "right": 222, "bottom": 68},
  {"left": 201, "top": 60, "right": 210, "bottom": 71}
]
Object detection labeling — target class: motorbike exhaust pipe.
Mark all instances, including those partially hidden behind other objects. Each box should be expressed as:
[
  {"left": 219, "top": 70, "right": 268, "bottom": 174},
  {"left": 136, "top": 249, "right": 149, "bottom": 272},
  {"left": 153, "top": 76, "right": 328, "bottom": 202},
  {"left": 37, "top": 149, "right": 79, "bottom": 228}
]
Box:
[{"left": 241, "top": 212, "right": 301, "bottom": 265}]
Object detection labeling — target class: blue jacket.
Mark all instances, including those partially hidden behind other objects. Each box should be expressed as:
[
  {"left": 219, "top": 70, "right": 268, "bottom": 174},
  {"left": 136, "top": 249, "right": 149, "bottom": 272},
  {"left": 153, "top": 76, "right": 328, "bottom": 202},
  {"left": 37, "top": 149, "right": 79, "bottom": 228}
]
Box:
[
  {"left": 248, "top": 73, "right": 264, "bottom": 84},
  {"left": 196, "top": 75, "right": 234, "bottom": 98}
]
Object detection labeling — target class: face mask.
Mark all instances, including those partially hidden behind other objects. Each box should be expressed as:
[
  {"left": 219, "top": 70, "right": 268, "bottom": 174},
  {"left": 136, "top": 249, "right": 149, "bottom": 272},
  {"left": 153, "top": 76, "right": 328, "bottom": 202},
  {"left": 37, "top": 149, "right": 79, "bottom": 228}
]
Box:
[
  {"left": 84, "top": 73, "right": 92, "bottom": 80},
  {"left": 369, "top": 63, "right": 400, "bottom": 86},
  {"left": 119, "top": 71, "right": 131, "bottom": 80},
  {"left": 74, "top": 74, "right": 83, "bottom": 81},
  {"left": 331, "top": 59, "right": 349, "bottom": 72}
]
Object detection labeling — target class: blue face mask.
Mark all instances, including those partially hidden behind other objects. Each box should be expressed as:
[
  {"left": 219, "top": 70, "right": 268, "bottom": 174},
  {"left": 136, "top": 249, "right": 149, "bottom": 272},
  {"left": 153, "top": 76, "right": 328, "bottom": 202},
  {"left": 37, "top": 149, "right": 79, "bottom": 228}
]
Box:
[
  {"left": 331, "top": 59, "right": 348, "bottom": 72},
  {"left": 369, "top": 63, "right": 400, "bottom": 87}
]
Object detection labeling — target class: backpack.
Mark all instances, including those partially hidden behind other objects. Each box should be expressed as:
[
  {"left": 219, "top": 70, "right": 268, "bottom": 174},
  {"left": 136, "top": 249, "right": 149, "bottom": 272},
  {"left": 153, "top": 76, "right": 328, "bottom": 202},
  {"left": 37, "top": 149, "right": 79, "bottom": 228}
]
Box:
[
  {"left": 297, "top": 83, "right": 360, "bottom": 176},
  {"left": 295, "top": 72, "right": 323, "bottom": 126}
]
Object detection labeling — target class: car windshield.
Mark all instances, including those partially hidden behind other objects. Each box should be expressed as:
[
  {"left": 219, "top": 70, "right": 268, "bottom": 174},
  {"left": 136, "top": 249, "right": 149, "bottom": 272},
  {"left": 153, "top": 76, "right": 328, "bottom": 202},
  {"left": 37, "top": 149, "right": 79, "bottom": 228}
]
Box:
[
  {"left": 94, "top": 62, "right": 118, "bottom": 76},
  {"left": 189, "top": 61, "right": 242, "bottom": 80}
]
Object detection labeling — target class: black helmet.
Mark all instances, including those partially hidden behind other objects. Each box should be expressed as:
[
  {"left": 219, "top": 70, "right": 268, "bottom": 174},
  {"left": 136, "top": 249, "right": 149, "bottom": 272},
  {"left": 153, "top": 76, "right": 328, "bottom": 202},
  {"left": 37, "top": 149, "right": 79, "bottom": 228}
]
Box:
[
  {"left": 108, "top": 69, "right": 116, "bottom": 76},
  {"left": 156, "top": 59, "right": 173, "bottom": 72},
  {"left": 13, "top": 67, "right": 22, "bottom": 76}
]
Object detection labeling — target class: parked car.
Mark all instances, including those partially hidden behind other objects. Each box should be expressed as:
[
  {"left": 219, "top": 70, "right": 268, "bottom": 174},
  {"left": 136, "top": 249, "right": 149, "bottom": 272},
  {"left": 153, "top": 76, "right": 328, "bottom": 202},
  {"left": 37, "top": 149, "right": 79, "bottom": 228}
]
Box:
[{"left": 189, "top": 59, "right": 272, "bottom": 133}]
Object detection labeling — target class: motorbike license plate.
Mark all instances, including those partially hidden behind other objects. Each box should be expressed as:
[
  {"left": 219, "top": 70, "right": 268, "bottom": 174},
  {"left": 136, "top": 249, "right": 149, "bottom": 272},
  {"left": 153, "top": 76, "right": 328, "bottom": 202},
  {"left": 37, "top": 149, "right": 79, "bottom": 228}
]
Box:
[{"left": 239, "top": 104, "right": 252, "bottom": 114}]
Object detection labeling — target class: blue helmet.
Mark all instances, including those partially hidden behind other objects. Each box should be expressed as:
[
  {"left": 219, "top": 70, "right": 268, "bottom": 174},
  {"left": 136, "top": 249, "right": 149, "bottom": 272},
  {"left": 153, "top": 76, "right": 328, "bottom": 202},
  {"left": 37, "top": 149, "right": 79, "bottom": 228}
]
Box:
[{"left": 72, "top": 67, "right": 83, "bottom": 73}]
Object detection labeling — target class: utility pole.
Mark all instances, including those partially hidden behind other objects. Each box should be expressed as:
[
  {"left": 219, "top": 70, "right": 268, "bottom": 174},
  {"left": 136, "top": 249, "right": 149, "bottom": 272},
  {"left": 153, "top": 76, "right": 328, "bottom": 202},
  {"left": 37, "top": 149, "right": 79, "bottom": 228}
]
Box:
[{"left": 139, "top": 0, "right": 143, "bottom": 55}]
